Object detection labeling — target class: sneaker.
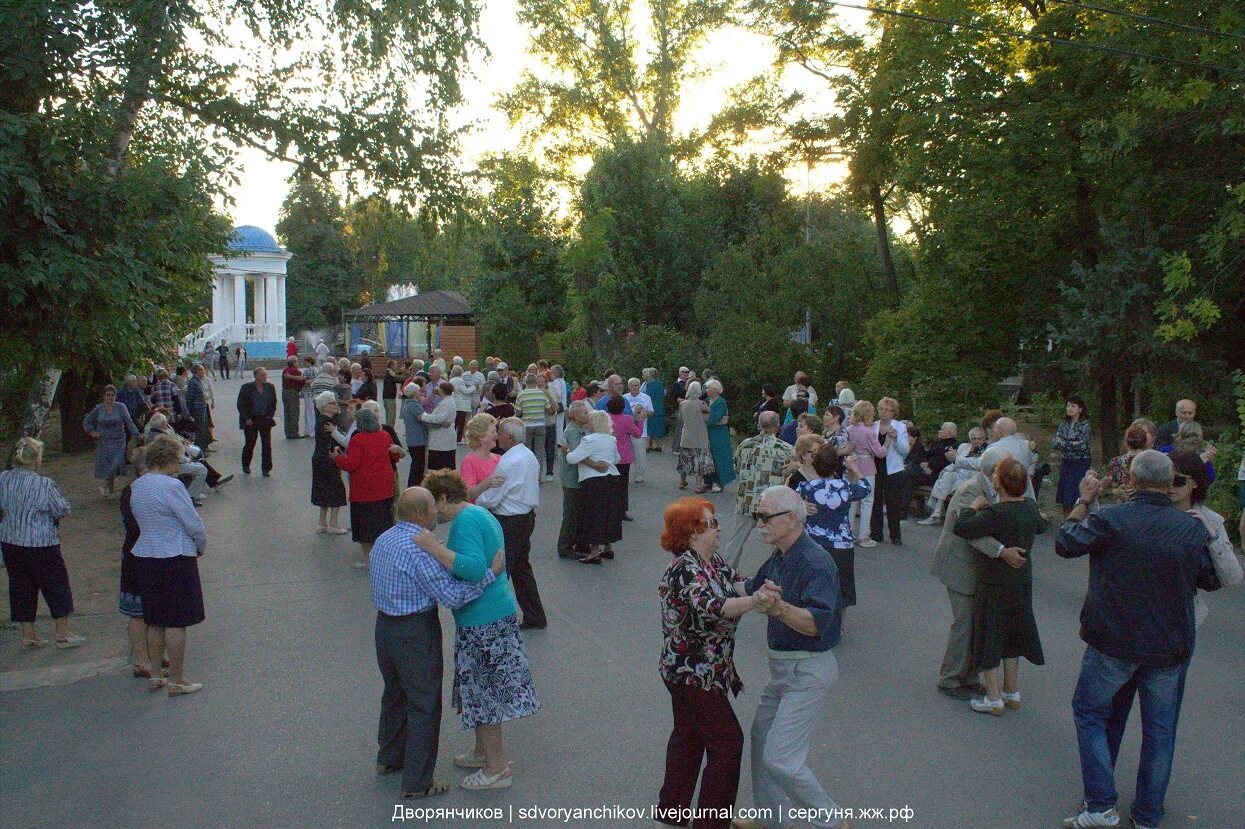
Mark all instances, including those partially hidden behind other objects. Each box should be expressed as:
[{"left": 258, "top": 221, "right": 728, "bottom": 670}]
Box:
[
  {"left": 460, "top": 765, "right": 513, "bottom": 790},
  {"left": 542, "top": 474, "right": 554, "bottom": 482},
  {"left": 969, "top": 696, "right": 1004, "bottom": 716},
  {"left": 1002, "top": 690, "right": 1021, "bottom": 709},
  {"left": 55, "top": 633, "right": 87, "bottom": 649},
  {"left": 857, "top": 538, "right": 877, "bottom": 548},
  {"left": 1061, "top": 808, "right": 1121, "bottom": 828},
  {"left": 326, "top": 526, "right": 349, "bottom": 535},
  {"left": 710, "top": 484, "right": 723, "bottom": 492},
  {"left": 917, "top": 514, "right": 942, "bottom": 525}
]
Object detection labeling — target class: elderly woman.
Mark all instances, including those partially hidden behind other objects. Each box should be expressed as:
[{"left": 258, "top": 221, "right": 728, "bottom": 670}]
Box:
[
  {"left": 536, "top": 374, "right": 559, "bottom": 479},
  {"left": 703, "top": 379, "right": 734, "bottom": 492},
  {"left": 460, "top": 413, "right": 504, "bottom": 503},
  {"left": 797, "top": 447, "right": 870, "bottom": 619},
  {"left": 84, "top": 384, "right": 139, "bottom": 495},
  {"left": 677, "top": 381, "right": 713, "bottom": 492},
  {"left": 143, "top": 412, "right": 217, "bottom": 505},
  {"left": 420, "top": 470, "right": 541, "bottom": 790},
  {"left": 566, "top": 410, "right": 623, "bottom": 564},
  {"left": 332, "top": 406, "right": 395, "bottom": 568},
  {"left": 118, "top": 457, "right": 164, "bottom": 678},
  {"left": 130, "top": 435, "right": 207, "bottom": 695},
  {"left": 1163, "top": 420, "right": 1218, "bottom": 485},
  {"left": 642, "top": 368, "right": 667, "bottom": 451},
  {"left": 656, "top": 497, "right": 767, "bottom": 829},
  {"left": 1169, "top": 451, "right": 1242, "bottom": 627},
  {"left": 400, "top": 380, "right": 429, "bottom": 487},
  {"left": 311, "top": 391, "right": 349, "bottom": 534},
  {"left": 786, "top": 433, "right": 826, "bottom": 490},
  {"left": 846, "top": 400, "right": 888, "bottom": 547},
  {"left": 607, "top": 394, "right": 643, "bottom": 521},
  {"left": 449, "top": 365, "right": 477, "bottom": 443},
  {"left": 419, "top": 381, "right": 459, "bottom": 472},
  {"left": 1105, "top": 419, "right": 1156, "bottom": 499},
  {"left": 0, "top": 437, "right": 85, "bottom": 650}
]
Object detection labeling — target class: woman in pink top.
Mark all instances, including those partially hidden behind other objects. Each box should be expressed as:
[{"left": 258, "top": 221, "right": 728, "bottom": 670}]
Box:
[
  {"left": 607, "top": 395, "right": 644, "bottom": 521},
  {"left": 845, "top": 400, "right": 887, "bottom": 547},
  {"left": 459, "top": 414, "right": 504, "bottom": 503}
]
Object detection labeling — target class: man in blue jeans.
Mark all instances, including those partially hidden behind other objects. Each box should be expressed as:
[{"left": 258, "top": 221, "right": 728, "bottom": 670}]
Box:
[{"left": 1056, "top": 450, "right": 1221, "bottom": 829}]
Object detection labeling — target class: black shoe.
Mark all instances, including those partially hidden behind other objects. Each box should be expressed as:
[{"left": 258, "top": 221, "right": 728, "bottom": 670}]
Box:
[
  {"left": 376, "top": 763, "right": 402, "bottom": 775},
  {"left": 938, "top": 685, "right": 974, "bottom": 700},
  {"left": 601, "top": 548, "right": 615, "bottom": 560},
  {"left": 891, "top": 539, "right": 903, "bottom": 547},
  {"left": 242, "top": 467, "right": 250, "bottom": 475},
  {"left": 518, "top": 621, "right": 547, "bottom": 630},
  {"left": 622, "top": 514, "right": 633, "bottom": 521}
]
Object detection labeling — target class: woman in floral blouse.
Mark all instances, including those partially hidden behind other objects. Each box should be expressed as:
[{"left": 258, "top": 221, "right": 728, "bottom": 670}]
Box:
[
  {"left": 1052, "top": 396, "right": 1092, "bottom": 514},
  {"left": 656, "top": 497, "right": 769, "bottom": 829},
  {"left": 796, "top": 446, "right": 870, "bottom": 618}
]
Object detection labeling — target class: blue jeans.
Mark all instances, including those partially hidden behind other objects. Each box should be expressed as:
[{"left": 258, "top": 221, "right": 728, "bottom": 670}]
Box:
[{"left": 1072, "top": 646, "right": 1187, "bottom": 827}]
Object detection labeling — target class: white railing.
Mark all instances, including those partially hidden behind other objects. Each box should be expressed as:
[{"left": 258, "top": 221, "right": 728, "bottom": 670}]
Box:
[{"left": 179, "top": 323, "right": 281, "bottom": 356}]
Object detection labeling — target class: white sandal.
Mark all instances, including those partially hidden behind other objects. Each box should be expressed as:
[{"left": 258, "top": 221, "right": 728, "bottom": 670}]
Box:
[{"left": 460, "top": 765, "right": 512, "bottom": 790}]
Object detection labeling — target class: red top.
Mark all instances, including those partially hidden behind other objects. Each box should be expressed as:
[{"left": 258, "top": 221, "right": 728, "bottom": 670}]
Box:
[
  {"left": 282, "top": 365, "right": 304, "bottom": 391},
  {"left": 286, "top": 341, "right": 298, "bottom": 357},
  {"left": 571, "top": 387, "right": 587, "bottom": 401},
  {"left": 333, "top": 429, "right": 395, "bottom": 502},
  {"left": 610, "top": 413, "right": 642, "bottom": 464},
  {"left": 459, "top": 452, "right": 501, "bottom": 502}
]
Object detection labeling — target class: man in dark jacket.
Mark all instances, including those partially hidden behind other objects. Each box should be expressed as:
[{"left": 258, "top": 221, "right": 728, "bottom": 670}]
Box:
[
  {"left": 186, "top": 365, "right": 211, "bottom": 453},
  {"left": 1055, "top": 450, "right": 1220, "bottom": 829},
  {"left": 237, "top": 367, "right": 278, "bottom": 476}
]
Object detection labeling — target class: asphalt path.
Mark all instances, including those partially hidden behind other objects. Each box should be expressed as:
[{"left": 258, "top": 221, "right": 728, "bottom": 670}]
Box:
[{"left": 2, "top": 377, "right": 1242, "bottom": 828}]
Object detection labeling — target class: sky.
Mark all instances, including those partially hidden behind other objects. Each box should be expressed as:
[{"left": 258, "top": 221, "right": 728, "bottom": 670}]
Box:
[{"left": 226, "top": 0, "right": 868, "bottom": 236}]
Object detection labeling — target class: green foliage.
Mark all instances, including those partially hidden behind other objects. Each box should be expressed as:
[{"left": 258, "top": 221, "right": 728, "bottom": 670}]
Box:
[
  {"left": 605, "top": 325, "right": 707, "bottom": 389},
  {"left": 277, "top": 174, "right": 357, "bottom": 332},
  {"left": 476, "top": 283, "right": 542, "bottom": 369}
]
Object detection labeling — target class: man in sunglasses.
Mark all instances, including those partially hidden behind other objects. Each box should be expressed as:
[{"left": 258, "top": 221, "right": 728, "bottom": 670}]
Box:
[
  {"left": 1055, "top": 450, "right": 1221, "bottom": 829},
  {"left": 732, "top": 486, "right": 853, "bottom": 829}
]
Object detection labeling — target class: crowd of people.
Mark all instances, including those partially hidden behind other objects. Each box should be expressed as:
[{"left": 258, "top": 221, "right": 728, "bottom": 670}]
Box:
[{"left": 3, "top": 340, "right": 1243, "bottom": 828}]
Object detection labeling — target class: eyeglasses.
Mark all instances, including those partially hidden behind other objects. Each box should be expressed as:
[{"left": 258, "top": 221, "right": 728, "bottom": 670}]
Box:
[
  {"left": 702, "top": 518, "right": 720, "bottom": 529},
  {"left": 1171, "top": 474, "right": 1189, "bottom": 487},
  {"left": 752, "top": 510, "right": 792, "bottom": 525}
]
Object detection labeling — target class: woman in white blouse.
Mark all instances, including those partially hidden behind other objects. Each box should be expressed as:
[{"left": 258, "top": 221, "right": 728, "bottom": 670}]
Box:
[
  {"left": 130, "top": 435, "right": 208, "bottom": 696},
  {"left": 565, "top": 411, "right": 622, "bottom": 564},
  {"left": 420, "top": 381, "right": 459, "bottom": 472},
  {"left": 1169, "top": 451, "right": 1242, "bottom": 626}
]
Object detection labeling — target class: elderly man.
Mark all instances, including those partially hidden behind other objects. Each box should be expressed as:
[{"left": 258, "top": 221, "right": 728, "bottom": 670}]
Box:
[
  {"left": 237, "top": 367, "right": 277, "bottom": 476},
  {"left": 370, "top": 487, "right": 504, "bottom": 799},
  {"left": 186, "top": 365, "right": 211, "bottom": 453},
  {"left": 431, "top": 349, "right": 447, "bottom": 374},
  {"left": 477, "top": 418, "right": 547, "bottom": 629},
  {"left": 421, "top": 365, "right": 443, "bottom": 410},
  {"left": 1055, "top": 453, "right": 1220, "bottom": 829},
  {"left": 549, "top": 364, "right": 568, "bottom": 443},
  {"left": 465, "top": 359, "right": 486, "bottom": 414},
  {"left": 594, "top": 373, "right": 633, "bottom": 414},
  {"left": 929, "top": 446, "right": 1026, "bottom": 699},
  {"left": 281, "top": 356, "right": 305, "bottom": 439},
  {"left": 670, "top": 367, "right": 690, "bottom": 453},
  {"left": 117, "top": 374, "right": 149, "bottom": 427},
  {"left": 1155, "top": 398, "right": 1196, "bottom": 447},
  {"left": 724, "top": 411, "right": 795, "bottom": 568},
  {"left": 733, "top": 486, "right": 853, "bottom": 829}
]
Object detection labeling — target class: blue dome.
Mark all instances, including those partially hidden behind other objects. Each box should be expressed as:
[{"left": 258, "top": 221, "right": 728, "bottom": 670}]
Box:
[{"left": 229, "top": 225, "right": 284, "bottom": 253}]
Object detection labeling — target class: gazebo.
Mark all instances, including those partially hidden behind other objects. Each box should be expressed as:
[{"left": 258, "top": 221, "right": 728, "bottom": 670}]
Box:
[{"left": 344, "top": 290, "right": 479, "bottom": 360}]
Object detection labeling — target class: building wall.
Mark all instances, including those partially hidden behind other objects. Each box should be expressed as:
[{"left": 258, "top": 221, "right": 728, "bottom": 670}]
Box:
[{"left": 438, "top": 324, "right": 479, "bottom": 362}]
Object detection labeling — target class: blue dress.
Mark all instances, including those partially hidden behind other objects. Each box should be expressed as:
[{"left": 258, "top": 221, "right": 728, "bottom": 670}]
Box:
[
  {"left": 706, "top": 396, "right": 735, "bottom": 487},
  {"left": 642, "top": 380, "right": 667, "bottom": 438},
  {"left": 83, "top": 403, "right": 138, "bottom": 479}
]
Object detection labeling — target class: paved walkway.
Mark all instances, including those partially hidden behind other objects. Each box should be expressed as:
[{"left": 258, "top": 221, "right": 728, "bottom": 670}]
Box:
[{"left": 2, "top": 378, "right": 1242, "bottom": 828}]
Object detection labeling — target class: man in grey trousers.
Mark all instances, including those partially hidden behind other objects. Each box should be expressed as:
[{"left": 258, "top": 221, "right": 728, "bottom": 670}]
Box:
[
  {"left": 369, "top": 488, "right": 503, "bottom": 798},
  {"left": 733, "top": 486, "right": 853, "bottom": 829}
]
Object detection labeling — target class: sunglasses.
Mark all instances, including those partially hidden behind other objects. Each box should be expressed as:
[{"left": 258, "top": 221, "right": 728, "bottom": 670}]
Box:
[
  {"left": 702, "top": 518, "right": 720, "bottom": 529},
  {"left": 1171, "top": 474, "right": 1189, "bottom": 488},
  {"left": 752, "top": 510, "right": 792, "bottom": 525}
]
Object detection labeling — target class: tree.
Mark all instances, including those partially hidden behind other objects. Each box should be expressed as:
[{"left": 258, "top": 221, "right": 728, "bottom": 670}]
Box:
[
  {"left": 1, "top": 0, "right": 481, "bottom": 453},
  {"left": 277, "top": 174, "right": 356, "bottom": 333}
]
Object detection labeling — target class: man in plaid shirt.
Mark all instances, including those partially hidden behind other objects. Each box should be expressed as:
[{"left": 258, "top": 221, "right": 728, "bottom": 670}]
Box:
[
  {"left": 149, "top": 368, "right": 176, "bottom": 412},
  {"left": 724, "top": 410, "right": 795, "bottom": 567}
]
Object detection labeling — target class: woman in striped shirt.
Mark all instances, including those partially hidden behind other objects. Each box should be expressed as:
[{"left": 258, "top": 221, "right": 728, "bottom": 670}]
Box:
[{"left": 0, "top": 437, "right": 85, "bottom": 650}]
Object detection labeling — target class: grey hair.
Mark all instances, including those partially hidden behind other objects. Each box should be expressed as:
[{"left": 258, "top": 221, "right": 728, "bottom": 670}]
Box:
[
  {"left": 524, "top": 373, "right": 538, "bottom": 386},
  {"left": 315, "top": 391, "right": 338, "bottom": 412},
  {"left": 759, "top": 485, "right": 807, "bottom": 526},
  {"left": 628, "top": 377, "right": 641, "bottom": 387},
  {"left": 499, "top": 417, "right": 527, "bottom": 443},
  {"left": 837, "top": 388, "right": 855, "bottom": 406},
  {"left": 354, "top": 407, "right": 380, "bottom": 432},
  {"left": 641, "top": 367, "right": 656, "bottom": 381},
  {"left": 451, "top": 365, "right": 463, "bottom": 377},
  {"left": 758, "top": 410, "right": 780, "bottom": 431},
  {"left": 487, "top": 370, "right": 500, "bottom": 381},
  {"left": 12, "top": 437, "right": 44, "bottom": 468},
  {"left": 1130, "top": 449, "right": 1173, "bottom": 488},
  {"left": 125, "top": 374, "right": 138, "bottom": 383},
  {"left": 941, "top": 421, "right": 957, "bottom": 434},
  {"left": 552, "top": 364, "right": 564, "bottom": 377},
  {"left": 705, "top": 378, "right": 723, "bottom": 393},
  {"left": 968, "top": 426, "right": 985, "bottom": 439},
  {"left": 685, "top": 381, "right": 702, "bottom": 399},
  {"left": 568, "top": 399, "right": 591, "bottom": 417}
]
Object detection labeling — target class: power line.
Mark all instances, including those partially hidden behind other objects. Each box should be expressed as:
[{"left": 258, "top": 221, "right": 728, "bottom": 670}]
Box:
[
  {"left": 1045, "top": 0, "right": 1245, "bottom": 43},
  {"left": 817, "top": 0, "right": 1245, "bottom": 77}
]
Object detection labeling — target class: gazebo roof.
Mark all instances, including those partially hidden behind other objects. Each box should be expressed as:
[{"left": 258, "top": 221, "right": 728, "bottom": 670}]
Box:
[{"left": 345, "top": 290, "right": 473, "bottom": 323}]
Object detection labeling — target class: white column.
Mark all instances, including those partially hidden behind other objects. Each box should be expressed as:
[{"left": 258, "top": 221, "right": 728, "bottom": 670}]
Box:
[
  {"left": 233, "top": 273, "right": 247, "bottom": 338},
  {"left": 211, "top": 275, "right": 224, "bottom": 331},
  {"left": 220, "top": 276, "right": 234, "bottom": 336},
  {"left": 253, "top": 275, "right": 265, "bottom": 338},
  {"left": 276, "top": 275, "right": 286, "bottom": 340},
  {"left": 264, "top": 274, "right": 278, "bottom": 341}
]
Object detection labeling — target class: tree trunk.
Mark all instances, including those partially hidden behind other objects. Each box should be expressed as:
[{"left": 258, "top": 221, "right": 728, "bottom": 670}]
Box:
[
  {"left": 4, "top": 368, "right": 62, "bottom": 469},
  {"left": 869, "top": 182, "right": 901, "bottom": 307},
  {"left": 58, "top": 370, "right": 95, "bottom": 453},
  {"left": 1097, "top": 371, "right": 1119, "bottom": 462}
]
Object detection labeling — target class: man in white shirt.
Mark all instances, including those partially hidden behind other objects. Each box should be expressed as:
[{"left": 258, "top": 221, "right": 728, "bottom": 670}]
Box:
[
  {"left": 314, "top": 339, "right": 330, "bottom": 365},
  {"left": 623, "top": 377, "right": 654, "bottom": 483},
  {"left": 476, "top": 418, "right": 547, "bottom": 630},
  {"left": 465, "top": 360, "right": 486, "bottom": 414}
]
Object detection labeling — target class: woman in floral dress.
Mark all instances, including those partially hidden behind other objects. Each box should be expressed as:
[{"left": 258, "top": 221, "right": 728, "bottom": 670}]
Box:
[{"left": 796, "top": 447, "right": 870, "bottom": 614}]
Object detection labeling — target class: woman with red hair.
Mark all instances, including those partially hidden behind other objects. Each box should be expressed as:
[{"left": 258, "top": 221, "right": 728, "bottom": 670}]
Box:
[{"left": 656, "top": 497, "right": 768, "bottom": 829}]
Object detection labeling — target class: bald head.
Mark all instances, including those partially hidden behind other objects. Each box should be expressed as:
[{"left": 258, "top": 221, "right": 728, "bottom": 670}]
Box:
[
  {"left": 607, "top": 374, "right": 624, "bottom": 395},
  {"left": 758, "top": 410, "right": 780, "bottom": 433},
  {"left": 395, "top": 487, "right": 436, "bottom": 525},
  {"left": 1175, "top": 399, "right": 1196, "bottom": 423},
  {"left": 993, "top": 416, "right": 1018, "bottom": 439}
]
